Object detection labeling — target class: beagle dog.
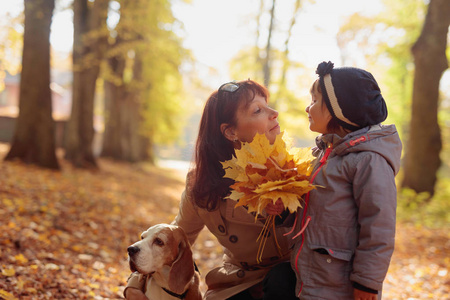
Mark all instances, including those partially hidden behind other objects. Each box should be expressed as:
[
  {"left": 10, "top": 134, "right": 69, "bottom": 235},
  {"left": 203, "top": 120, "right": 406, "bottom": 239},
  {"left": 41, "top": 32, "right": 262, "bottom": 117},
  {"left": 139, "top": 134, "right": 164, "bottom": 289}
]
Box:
[{"left": 127, "top": 224, "right": 202, "bottom": 300}]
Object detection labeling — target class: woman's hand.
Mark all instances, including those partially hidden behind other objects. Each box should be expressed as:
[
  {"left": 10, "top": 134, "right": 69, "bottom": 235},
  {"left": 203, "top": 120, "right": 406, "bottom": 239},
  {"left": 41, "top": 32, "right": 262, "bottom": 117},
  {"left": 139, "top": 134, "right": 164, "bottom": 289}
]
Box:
[
  {"left": 124, "top": 288, "right": 149, "bottom": 300},
  {"left": 354, "top": 288, "right": 378, "bottom": 300},
  {"left": 265, "top": 198, "right": 285, "bottom": 215}
]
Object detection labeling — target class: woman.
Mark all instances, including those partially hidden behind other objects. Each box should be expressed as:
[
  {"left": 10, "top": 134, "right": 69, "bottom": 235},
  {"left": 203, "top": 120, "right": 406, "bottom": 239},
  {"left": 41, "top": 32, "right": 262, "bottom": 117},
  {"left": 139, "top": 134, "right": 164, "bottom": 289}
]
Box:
[{"left": 125, "top": 80, "right": 298, "bottom": 300}]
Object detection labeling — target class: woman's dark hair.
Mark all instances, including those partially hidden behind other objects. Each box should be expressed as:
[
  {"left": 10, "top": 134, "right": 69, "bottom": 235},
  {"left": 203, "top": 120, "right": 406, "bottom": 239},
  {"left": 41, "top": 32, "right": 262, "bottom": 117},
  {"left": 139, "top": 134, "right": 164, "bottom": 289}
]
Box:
[
  {"left": 315, "top": 80, "right": 342, "bottom": 133},
  {"left": 189, "top": 80, "right": 269, "bottom": 211}
]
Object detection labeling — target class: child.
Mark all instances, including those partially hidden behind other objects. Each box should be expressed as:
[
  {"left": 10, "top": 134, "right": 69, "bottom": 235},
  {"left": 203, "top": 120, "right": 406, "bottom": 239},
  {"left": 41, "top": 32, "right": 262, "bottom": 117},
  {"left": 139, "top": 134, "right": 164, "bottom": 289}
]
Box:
[{"left": 290, "top": 61, "right": 402, "bottom": 299}]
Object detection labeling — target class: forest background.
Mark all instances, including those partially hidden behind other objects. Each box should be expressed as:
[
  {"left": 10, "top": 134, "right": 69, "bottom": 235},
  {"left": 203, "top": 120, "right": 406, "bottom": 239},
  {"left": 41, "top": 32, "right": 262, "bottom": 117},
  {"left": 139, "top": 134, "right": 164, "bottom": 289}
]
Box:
[{"left": 0, "top": 0, "right": 449, "bottom": 299}]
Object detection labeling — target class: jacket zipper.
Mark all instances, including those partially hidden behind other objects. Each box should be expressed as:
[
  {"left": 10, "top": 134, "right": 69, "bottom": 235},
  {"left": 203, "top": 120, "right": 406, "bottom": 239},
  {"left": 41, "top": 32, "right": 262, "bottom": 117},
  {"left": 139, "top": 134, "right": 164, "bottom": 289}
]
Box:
[{"left": 294, "top": 145, "right": 332, "bottom": 296}]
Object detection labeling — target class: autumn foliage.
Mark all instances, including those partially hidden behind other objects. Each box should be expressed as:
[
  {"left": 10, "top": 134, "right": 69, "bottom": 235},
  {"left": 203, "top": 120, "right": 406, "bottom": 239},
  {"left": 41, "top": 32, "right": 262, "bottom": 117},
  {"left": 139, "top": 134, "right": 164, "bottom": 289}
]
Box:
[
  {"left": 0, "top": 146, "right": 186, "bottom": 299},
  {"left": 222, "top": 132, "right": 315, "bottom": 215},
  {"left": 0, "top": 144, "right": 449, "bottom": 299},
  {"left": 222, "top": 132, "right": 315, "bottom": 262}
]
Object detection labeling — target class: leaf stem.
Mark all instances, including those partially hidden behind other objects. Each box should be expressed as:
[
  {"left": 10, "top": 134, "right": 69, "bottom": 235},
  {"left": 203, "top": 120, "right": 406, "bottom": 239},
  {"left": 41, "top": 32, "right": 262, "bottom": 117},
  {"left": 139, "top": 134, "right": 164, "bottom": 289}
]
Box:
[{"left": 268, "top": 156, "right": 297, "bottom": 173}]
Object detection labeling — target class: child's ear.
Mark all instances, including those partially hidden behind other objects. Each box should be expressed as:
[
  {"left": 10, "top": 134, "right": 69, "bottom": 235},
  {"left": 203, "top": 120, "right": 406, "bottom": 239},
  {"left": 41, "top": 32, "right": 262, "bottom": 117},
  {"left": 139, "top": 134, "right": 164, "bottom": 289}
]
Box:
[{"left": 220, "top": 123, "right": 237, "bottom": 142}]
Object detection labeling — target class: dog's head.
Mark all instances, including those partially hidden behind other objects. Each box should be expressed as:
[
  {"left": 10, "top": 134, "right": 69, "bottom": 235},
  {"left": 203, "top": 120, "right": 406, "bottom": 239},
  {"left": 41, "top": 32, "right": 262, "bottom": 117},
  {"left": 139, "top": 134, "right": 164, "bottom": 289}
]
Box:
[{"left": 127, "top": 224, "right": 195, "bottom": 294}]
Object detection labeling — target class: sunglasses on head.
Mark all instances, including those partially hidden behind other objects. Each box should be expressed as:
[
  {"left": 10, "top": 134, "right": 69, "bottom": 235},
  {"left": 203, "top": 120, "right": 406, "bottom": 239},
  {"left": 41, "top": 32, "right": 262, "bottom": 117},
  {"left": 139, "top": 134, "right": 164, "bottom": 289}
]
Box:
[{"left": 218, "top": 81, "right": 240, "bottom": 94}]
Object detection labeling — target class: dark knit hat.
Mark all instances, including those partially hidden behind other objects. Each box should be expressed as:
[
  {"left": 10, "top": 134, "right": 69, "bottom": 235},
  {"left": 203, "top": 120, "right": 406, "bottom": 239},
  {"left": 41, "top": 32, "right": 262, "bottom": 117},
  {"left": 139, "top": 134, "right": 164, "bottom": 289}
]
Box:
[{"left": 315, "top": 61, "right": 387, "bottom": 131}]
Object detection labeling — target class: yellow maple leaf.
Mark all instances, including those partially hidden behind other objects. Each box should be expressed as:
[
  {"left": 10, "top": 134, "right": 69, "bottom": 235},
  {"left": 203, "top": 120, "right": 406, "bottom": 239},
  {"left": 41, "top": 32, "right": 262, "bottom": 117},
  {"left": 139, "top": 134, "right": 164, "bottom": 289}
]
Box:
[
  {"left": 291, "top": 147, "right": 315, "bottom": 176},
  {"left": 0, "top": 290, "right": 17, "bottom": 300},
  {"left": 228, "top": 189, "right": 245, "bottom": 202},
  {"left": 258, "top": 191, "right": 299, "bottom": 212},
  {"left": 14, "top": 253, "right": 28, "bottom": 265},
  {"left": 1, "top": 268, "right": 15, "bottom": 277},
  {"left": 221, "top": 160, "right": 245, "bottom": 181},
  {"left": 247, "top": 172, "right": 264, "bottom": 184},
  {"left": 223, "top": 131, "right": 315, "bottom": 216},
  {"left": 221, "top": 131, "right": 316, "bottom": 263}
]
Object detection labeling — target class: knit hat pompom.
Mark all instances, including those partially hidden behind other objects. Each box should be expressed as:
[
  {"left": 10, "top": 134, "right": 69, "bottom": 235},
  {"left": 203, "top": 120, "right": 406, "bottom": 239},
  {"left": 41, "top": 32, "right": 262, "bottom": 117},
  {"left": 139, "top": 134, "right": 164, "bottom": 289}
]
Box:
[
  {"left": 316, "top": 61, "right": 388, "bottom": 131},
  {"left": 315, "top": 61, "right": 334, "bottom": 77}
]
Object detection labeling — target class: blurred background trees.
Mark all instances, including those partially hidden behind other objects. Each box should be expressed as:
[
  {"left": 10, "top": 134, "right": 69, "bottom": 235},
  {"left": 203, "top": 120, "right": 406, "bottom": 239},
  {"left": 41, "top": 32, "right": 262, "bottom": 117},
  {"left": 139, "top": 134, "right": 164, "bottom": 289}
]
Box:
[
  {"left": 101, "top": 0, "right": 185, "bottom": 163},
  {"left": 4, "top": 0, "right": 59, "bottom": 169},
  {"left": 64, "top": 0, "right": 109, "bottom": 167},
  {"left": 0, "top": 0, "right": 449, "bottom": 207},
  {"left": 402, "top": 0, "right": 450, "bottom": 197}
]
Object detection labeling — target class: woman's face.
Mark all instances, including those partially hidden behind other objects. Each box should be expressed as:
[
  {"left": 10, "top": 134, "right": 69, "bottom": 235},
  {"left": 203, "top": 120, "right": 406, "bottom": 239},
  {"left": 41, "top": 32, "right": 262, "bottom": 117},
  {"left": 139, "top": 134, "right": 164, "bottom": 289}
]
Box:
[
  {"left": 233, "top": 94, "right": 280, "bottom": 144},
  {"left": 306, "top": 80, "right": 332, "bottom": 134}
]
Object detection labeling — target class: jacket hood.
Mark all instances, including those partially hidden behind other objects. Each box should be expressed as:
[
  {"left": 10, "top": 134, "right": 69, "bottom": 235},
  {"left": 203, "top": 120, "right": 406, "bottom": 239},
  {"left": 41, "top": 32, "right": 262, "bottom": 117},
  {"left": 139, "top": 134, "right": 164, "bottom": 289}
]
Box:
[{"left": 315, "top": 124, "right": 402, "bottom": 175}]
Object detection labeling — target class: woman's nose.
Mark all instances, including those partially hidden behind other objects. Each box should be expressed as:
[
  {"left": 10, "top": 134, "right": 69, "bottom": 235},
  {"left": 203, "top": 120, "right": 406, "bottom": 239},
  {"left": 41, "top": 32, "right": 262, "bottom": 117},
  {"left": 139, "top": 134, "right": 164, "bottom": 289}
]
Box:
[
  {"left": 305, "top": 105, "right": 310, "bottom": 113},
  {"left": 270, "top": 108, "right": 279, "bottom": 119}
]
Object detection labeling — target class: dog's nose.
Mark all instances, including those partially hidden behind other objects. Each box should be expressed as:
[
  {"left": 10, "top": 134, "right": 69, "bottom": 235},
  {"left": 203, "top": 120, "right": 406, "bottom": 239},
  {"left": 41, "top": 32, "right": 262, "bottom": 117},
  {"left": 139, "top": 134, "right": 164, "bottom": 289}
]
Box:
[{"left": 127, "top": 246, "right": 140, "bottom": 256}]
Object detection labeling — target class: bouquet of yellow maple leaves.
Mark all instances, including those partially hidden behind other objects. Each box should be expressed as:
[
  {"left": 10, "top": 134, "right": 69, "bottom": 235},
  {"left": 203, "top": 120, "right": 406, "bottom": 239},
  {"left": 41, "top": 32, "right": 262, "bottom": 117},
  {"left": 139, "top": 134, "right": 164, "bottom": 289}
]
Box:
[{"left": 221, "top": 132, "right": 316, "bottom": 262}]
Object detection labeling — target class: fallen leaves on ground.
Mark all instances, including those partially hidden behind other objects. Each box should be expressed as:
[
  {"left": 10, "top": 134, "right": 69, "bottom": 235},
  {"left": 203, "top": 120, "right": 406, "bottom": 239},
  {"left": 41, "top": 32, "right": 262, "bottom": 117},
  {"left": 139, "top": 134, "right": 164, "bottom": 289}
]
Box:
[
  {"left": 0, "top": 144, "right": 448, "bottom": 299},
  {"left": 0, "top": 145, "right": 220, "bottom": 299},
  {"left": 383, "top": 224, "right": 449, "bottom": 299}
]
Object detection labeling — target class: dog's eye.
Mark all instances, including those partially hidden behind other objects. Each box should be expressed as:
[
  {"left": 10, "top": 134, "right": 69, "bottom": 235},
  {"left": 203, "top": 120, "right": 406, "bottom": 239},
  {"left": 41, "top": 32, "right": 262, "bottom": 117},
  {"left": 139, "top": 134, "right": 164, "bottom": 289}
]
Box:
[{"left": 153, "top": 238, "right": 164, "bottom": 246}]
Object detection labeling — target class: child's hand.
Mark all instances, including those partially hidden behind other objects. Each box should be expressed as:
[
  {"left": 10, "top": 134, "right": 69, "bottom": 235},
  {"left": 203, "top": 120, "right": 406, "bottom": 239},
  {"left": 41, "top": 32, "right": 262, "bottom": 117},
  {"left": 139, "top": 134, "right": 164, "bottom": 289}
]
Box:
[
  {"left": 125, "top": 288, "right": 149, "bottom": 300},
  {"left": 354, "top": 288, "right": 377, "bottom": 300},
  {"left": 265, "top": 198, "right": 285, "bottom": 215}
]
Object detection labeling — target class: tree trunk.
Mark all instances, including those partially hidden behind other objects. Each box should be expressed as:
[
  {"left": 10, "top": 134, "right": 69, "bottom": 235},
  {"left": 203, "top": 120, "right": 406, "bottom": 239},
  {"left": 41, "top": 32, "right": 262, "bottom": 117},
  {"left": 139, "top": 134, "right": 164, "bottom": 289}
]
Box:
[
  {"left": 263, "top": 0, "right": 276, "bottom": 88},
  {"left": 101, "top": 0, "right": 150, "bottom": 163},
  {"left": 64, "top": 0, "right": 109, "bottom": 168},
  {"left": 122, "top": 54, "right": 150, "bottom": 162},
  {"left": 254, "top": 0, "right": 264, "bottom": 81},
  {"left": 101, "top": 55, "right": 125, "bottom": 159},
  {"left": 102, "top": 52, "right": 150, "bottom": 162},
  {"left": 401, "top": 0, "right": 450, "bottom": 197},
  {"left": 5, "top": 0, "right": 59, "bottom": 169},
  {"left": 119, "top": 91, "right": 150, "bottom": 162},
  {"left": 274, "top": 0, "right": 301, "bottom": 109}
]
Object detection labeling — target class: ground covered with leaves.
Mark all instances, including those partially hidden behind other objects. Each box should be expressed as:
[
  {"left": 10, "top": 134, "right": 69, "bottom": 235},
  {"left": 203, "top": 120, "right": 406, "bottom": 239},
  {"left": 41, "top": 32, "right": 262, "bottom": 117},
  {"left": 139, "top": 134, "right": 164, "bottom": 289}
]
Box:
[{"left": 0, "top": 144, "right": 448, "bottom": 299}]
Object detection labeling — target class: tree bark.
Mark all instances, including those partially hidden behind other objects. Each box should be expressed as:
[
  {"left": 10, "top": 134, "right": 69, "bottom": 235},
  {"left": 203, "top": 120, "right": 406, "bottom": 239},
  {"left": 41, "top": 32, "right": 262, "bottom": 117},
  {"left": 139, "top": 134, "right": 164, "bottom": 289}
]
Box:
[
  {"left": 401, "top": 0, "right": 450, "bottom": 197},
  {"left": 101, "top": 0, "right": 151, "bottom": 163},
  {"left": 102, "top": 51, "right": 150, "bottom": 162},
  {"left": 263, "top": 0, "right": 276, "bottom": 88},
  {"left": 121, "top": 54, "right": 150, "bottom": 162},
  {"left": 5, "top": 0, "right": 59, "bottom": 169},
  {"left": 274, "top": 0, "right": 301, "bottom": 109},
  {"left": 101, "top": 55, "right": 125, "bottom": 160},
  {"left": 254, "top": 0, "right": 264, "bottom": 81},
  {"left": 64, "top": 0, "right": 109, "bottom": 168}
]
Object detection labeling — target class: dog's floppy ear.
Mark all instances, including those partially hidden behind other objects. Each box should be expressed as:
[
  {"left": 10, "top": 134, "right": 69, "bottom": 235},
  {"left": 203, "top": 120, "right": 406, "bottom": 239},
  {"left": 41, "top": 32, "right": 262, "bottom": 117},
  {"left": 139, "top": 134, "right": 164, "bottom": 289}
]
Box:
[{"left": 168, "top": 228, "right": 195, "bottom": 294}]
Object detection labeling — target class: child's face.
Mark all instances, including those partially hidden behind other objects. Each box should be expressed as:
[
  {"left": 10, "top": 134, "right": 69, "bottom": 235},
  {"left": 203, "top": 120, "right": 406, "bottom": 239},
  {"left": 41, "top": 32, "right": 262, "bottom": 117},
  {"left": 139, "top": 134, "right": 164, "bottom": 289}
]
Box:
[{"left": 306, "top": 80, "right": 332, "bottom": 134}]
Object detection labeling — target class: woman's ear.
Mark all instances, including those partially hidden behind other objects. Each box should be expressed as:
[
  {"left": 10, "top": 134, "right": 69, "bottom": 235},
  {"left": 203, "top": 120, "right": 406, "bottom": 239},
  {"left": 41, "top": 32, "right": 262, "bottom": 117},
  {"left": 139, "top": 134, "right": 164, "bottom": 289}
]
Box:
[{"left": 220, "top": 123, "right": 237, "bottom": 142}]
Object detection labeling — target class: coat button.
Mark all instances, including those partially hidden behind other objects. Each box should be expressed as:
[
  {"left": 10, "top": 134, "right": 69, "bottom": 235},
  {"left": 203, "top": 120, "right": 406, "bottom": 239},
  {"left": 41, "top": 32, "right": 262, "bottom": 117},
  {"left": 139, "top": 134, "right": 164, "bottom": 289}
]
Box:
[
  {"left": 218, "top": 225, "right": 225, "bottom": 233},
  {"left": 237, "top": 270, "right": 245, "bottom": 278},
  {"left": 327, "top": 258, "right": 332, "bottom": 263},
  {"left": 229, "top": 235, "right": 238, "bottom": 243}
]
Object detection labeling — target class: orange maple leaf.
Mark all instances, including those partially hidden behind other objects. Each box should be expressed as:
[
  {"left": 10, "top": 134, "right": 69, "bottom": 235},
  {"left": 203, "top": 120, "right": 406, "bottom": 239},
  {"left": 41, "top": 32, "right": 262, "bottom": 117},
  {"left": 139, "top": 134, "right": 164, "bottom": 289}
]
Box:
[
  {"left": 222, "top": 131, "right": 315, "bottom": 216},
  {"left": 221, "top": 131, "right": 316, "bottom": 263}
]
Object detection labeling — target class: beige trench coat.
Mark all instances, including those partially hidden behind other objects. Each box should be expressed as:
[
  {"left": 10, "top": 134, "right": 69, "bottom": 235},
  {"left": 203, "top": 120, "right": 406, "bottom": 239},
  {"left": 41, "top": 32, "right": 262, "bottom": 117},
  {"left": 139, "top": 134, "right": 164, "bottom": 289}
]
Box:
[{"left": 126, "top": 189, "right": 292, "bottom": 300}]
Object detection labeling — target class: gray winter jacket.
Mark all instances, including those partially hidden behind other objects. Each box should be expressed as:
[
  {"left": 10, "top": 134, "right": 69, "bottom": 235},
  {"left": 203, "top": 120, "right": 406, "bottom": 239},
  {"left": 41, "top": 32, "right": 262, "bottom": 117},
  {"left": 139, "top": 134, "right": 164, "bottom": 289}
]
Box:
[{"left": 290, "top": 124, "right": 402, "bottom": 299}]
